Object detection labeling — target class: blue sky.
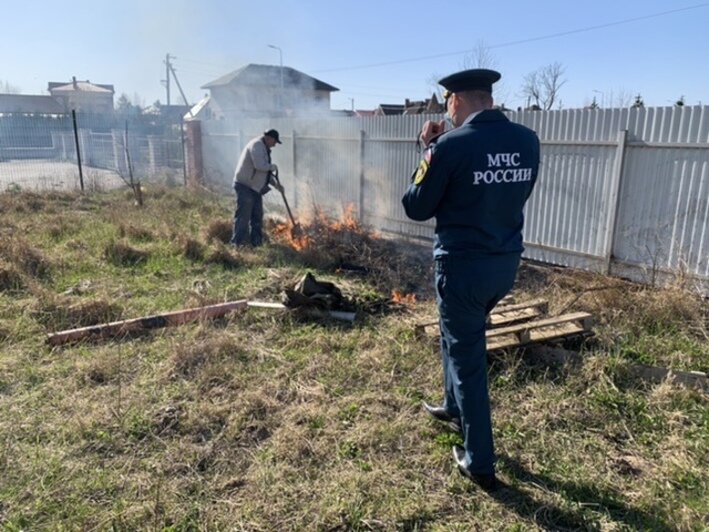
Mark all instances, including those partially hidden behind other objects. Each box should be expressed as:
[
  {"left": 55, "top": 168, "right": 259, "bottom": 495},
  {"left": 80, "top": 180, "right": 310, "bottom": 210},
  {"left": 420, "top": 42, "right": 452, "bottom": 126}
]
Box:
[{"left": 2, "top": 0, "right": 708, "bottom": 110}]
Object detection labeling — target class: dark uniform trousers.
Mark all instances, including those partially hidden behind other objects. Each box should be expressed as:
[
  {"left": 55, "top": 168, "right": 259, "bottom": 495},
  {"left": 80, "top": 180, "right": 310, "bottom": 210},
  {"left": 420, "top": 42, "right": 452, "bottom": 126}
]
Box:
[{"left": 436, "top": 252, "right": 520, "bottom": 475}]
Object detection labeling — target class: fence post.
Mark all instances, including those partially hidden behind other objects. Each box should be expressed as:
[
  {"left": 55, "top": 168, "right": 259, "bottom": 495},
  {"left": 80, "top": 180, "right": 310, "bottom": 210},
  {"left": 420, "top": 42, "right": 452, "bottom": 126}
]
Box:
[
  {"left": 292, "top": 129, "right": 297, "bottom": 210},
  {"left": 71, "top": 110, "right": 85, "bottom": 192},
  {"left": 184, "top": 120, "right": 204, "bottom": 187},
  {"left": 180, "top": 119, "right": 187, "bottom": 186},
  {"left": 358, "top": 129, "right": 365, "bottom": 222},
  {"left": 604, "top": 129, "right": 628, "bottom": 274}
]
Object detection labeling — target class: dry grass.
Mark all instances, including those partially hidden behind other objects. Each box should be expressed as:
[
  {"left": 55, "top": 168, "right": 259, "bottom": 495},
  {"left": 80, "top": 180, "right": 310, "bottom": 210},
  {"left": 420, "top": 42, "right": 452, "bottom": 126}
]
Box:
[
  {"left": 103, "top": 240, "right": 149, "bottom": 267},
  {"left": 0, "top": 261, "right": 25, "bottom": 292},
  {"left": 118, "top": 223, "right": 156, "bottom": 242},
  {"left": 180, "top": 237, "right": 206, "bottom": 262},
  {"left": 204, "top": 243, "right": 242, "bottom": 269},
  {"left": 0, "top": 237, "right": 52, "bottom": 279},
  {"left": 31, "top": 293, "right": 123, "bottom": 330},
  {"left": 0, "top": 187, "right": 706, "bottom": 531},
  {"left": 204, "top": 219, "right": 233, "bottom": 244}
]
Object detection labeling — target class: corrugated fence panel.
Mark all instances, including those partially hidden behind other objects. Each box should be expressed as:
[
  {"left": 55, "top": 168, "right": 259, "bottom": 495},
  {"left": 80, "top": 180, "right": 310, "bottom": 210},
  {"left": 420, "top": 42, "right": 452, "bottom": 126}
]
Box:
[
  {"left": 199, "top": 106, "right": 709, "bottom": 292},
  {"left": 363, "top": 114, "right": 435, "bottom": 240},
  {"left": 616, "top": 145, "right": 709, "bottom": 279}
]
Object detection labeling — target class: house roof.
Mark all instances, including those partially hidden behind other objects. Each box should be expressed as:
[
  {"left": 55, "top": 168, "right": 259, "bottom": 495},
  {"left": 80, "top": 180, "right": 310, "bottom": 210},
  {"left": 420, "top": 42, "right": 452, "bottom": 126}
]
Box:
[
  {"left": 0, "top": 94, "right": 64, "bottom": 114},
  {"left": 376, "top": 104, "right": 405, "bottom": 116},
  {"left": 202, "top": 64, "right": 339, "bottom": 92},
  {"left": 185, "top": 95, "right": 212, "bottom": 121},
  {"left": 403, "top": 94, "right": 445, "bottom": 115},
  {"left": 48, "top": 80, "right": 114, "bottom": 94}
]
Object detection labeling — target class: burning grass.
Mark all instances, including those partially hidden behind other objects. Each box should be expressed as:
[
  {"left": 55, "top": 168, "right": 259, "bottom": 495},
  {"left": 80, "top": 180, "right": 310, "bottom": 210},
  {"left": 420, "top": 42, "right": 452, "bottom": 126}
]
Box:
[{"left": 267, "top": 207, "right": 428, "bottom": 294}]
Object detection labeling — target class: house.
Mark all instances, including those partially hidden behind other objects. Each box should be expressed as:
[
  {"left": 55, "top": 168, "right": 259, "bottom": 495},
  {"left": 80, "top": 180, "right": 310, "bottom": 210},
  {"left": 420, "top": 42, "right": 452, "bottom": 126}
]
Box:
[
  {"left": 372, "top": 94, "right": 446, "bottom": 117},
  {"left": 374, "top": 104, "right": 405, "bottom": 116},
  {"left": 48, "top": 77, "right": 115, "bottom": 114},
  {"left": 0, "top": 94, "right": 64, "bottom": 115},
  {"left": 190, "top": 64, "right": 339, "bottom": 120},
  {"left": 403, "top": 94, "right": 445, "bottom": 115}
]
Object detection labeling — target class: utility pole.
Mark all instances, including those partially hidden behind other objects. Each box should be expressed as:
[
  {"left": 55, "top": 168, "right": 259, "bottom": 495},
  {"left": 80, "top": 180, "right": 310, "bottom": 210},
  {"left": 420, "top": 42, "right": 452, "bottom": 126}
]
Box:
[
  {"left": 162, "top": 53, "right": 173, "bottom": 105},
  {"left": 167, "top": 59, "right": 193, "bottom": 118}
]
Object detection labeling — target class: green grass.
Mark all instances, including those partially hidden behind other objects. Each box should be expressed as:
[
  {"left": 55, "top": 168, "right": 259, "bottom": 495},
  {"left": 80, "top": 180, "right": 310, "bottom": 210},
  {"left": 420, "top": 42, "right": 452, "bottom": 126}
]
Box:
[{"left": 0, "top": 186, "right": 706, "bottom": 530}]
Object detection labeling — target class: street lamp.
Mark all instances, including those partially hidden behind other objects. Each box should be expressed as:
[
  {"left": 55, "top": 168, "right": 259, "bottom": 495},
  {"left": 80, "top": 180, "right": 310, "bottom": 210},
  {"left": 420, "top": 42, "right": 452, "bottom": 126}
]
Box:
[
  {"left": 267, "top": 44, "right": 284, "bottom": 110},
  {"left": 592, "top": 89, "right": 604, "bottom": 108}
]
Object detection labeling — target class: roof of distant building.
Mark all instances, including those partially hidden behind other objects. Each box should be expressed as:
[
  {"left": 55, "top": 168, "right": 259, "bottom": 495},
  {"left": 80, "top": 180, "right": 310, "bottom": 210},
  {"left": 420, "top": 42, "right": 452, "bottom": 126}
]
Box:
[
  {"left": 185, "top": 95, "right": 212, "bottom": 121},
  {"left": 376, "top": 104, "right": 405, "bottom": 116},
  {"left": 48, "top": 79, "right": 114, "bottom": 94},
  {"left": 202, "top": 64, "right": 339, "bottom": 92},
  {"left": 0, "top": 94, "right": 64, "bottom": 114},
  {"left": 403, "top": 94, "right": 445, "bottom": 115}
]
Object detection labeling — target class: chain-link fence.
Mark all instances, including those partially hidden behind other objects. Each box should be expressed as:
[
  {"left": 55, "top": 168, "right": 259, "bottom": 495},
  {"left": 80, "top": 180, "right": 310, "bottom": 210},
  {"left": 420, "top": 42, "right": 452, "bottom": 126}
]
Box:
[{"left": 0, "top": 112, "right": 186, "bottom": 192}]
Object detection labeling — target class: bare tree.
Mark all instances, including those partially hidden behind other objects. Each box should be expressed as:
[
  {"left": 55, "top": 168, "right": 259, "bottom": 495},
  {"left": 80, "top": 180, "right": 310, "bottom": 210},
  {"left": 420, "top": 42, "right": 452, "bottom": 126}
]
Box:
[
  {"left": 461, "top": 40, "right": 497, "bottom": 70},
  {"left": 0, "top": 80, "right": 21, "bottom": 94},
  {"left": 521, "top": 62, "right": 566, "bottom": 110},
  {"left": 426, "top": 72, "right": 444, "bottom": 102},
  {"left": 611, "top": 88, "right": 634, "bottom": 108},
  {"left": 428, "top": 41, "right": 504, "bottom": 104}
]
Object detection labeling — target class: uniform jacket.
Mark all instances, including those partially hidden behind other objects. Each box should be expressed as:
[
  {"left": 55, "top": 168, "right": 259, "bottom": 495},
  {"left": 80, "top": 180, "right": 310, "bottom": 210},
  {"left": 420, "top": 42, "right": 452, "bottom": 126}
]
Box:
[
  {"left": 234, "top": 136, "right": 275, "bottom": 193},
  {"left": 402, "top": 109, "right": 540, "bottom": 258}
]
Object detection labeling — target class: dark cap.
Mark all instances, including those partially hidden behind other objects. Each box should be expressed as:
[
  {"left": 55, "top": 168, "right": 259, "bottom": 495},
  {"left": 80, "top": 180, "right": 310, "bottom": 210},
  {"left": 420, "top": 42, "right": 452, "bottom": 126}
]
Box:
[
  {"left": 438, "top": 68, "right": 501, "bottom": 94},
  {"left": 264, "top": 129, "right": 282, "bottom": 144}
]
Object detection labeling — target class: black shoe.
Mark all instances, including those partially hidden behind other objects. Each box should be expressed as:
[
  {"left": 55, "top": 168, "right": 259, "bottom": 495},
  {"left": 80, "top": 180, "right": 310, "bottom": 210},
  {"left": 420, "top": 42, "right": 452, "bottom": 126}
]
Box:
[
  {"left": 452, "top": 445, "right": 498, "bottom": 492},
  {"left": 423, "top": 402, "right": 462, "bottom": 433}
]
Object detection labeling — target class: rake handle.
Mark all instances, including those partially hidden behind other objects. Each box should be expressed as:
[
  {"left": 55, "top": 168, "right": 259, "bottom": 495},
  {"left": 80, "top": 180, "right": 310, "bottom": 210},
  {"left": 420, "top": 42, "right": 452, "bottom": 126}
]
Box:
[{"left": 272, "top": 170, "right": 298, "bottom": 227}]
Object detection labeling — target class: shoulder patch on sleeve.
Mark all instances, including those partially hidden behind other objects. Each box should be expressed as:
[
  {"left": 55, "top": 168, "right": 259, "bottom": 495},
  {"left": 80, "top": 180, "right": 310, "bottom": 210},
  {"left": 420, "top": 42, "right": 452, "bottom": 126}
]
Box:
[{"left": 413, "top": 158, "right": 430, "bottom": 185}]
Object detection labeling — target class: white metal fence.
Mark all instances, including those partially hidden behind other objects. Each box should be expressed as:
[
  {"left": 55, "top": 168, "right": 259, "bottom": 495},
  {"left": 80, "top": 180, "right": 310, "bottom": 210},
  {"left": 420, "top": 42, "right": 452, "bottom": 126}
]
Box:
[
  {"left": 0, "top": 113, "right": 186, "bottom": 192},
  {"left": 201, "top": 106, "right": 709, "bottom": 294}
]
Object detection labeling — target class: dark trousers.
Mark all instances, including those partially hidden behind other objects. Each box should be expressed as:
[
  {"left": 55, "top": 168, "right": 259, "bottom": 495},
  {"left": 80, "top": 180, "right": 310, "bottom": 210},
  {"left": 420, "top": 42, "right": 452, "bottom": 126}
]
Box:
[
  {"left": 231, "top": 183, "right": 264, "bottom": 247},
  {"left": 435, "top": 253, "right": 520, "bottom": 475}
]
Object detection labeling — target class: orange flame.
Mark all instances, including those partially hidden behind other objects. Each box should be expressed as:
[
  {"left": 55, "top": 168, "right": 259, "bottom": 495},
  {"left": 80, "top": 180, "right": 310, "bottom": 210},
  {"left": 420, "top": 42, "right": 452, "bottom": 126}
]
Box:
[
  {"left": 271, "top": 204, "right": 368, "bottom": 252},
  {"left": 273, "top": 222, "right": 312, "bottom": 250},
  {"left": 391, "top": 289, "right": 416, "bottom": 305}
]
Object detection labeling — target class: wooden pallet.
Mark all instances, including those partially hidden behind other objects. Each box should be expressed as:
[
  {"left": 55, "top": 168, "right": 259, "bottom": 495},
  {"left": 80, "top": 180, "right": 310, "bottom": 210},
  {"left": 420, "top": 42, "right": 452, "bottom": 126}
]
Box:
[
  {"left": 486, "top": 312, "right": 593, "bottom": 351},
  {"left": 415, "top": 297, "right": 594, "bottom": 351}
]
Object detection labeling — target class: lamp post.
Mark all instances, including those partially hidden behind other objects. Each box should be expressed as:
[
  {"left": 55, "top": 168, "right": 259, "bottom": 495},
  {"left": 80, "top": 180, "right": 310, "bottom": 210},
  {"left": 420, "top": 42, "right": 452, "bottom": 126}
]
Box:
[
  {"left": 593, "top": 89, "right": 605, "bottom": 108},
  {"left": 268, "top": 44, "right": 284, "bottom": 111}
]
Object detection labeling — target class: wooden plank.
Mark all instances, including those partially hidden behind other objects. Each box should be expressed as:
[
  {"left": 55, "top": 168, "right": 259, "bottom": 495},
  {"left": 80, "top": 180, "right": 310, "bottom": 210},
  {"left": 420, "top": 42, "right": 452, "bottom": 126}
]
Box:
[
  {"left": 47, "top": 300, "right": 249, "bottom": 346},
  {"left": 488, "top": 306, "right": 543, "bottom": 326},
  {"left": 247, "top": 301, "right": 287, "bottom": 310},
  {"left": 417, "top": 298, "right": 549, "bottom": 331},
  {"left": 487, "top": 312, "right": 593, "bottom": 339},
  {"left": 248, "top": 300, "right": 356, "bottom": 322},
  {"left": 493, "top": 298, "right": 548, "bottom": 313},
  {"left": 487, "top": 322, "right": 589, "bottom": 351}
]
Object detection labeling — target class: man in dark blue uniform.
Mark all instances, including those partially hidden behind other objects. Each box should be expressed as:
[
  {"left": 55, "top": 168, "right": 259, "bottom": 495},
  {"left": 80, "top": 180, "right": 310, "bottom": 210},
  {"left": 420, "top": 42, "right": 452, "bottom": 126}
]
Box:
[{"left": 402, "top": 69, "right": 540, "bottom": 491}]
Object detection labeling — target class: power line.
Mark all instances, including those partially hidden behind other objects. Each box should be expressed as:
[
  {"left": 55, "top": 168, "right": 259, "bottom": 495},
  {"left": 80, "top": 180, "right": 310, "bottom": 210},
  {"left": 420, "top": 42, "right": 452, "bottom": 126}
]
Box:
[{"left": 312, "top": 2, "right": 709, "bottom": 73}]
